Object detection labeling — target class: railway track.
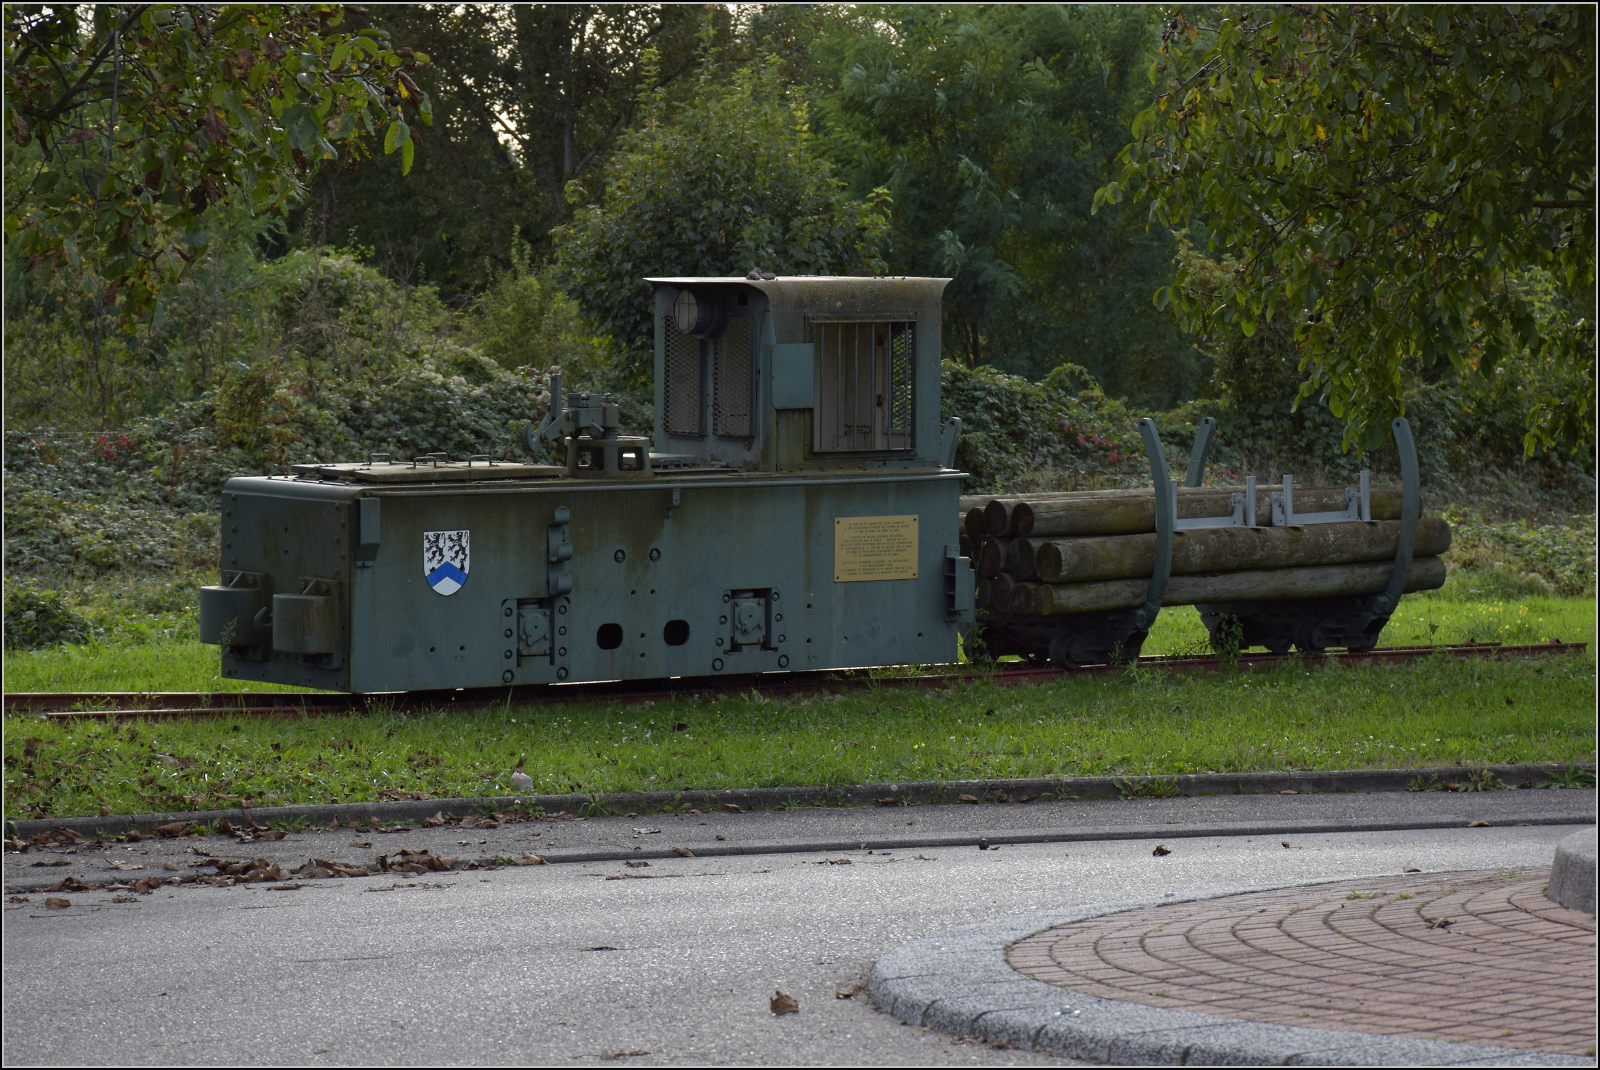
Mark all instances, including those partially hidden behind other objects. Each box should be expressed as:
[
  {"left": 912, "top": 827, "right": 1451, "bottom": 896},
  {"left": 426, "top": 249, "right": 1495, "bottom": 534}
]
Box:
[{"left": 4, "top": 640, "right": 1587, "bottom": 720}]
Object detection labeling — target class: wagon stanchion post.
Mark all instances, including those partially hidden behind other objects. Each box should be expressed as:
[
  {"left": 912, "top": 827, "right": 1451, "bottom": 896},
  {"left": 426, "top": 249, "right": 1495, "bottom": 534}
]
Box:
[
  {"left": 1134, "top": 417, "right": 1175, "bottom": 643},
  {"left": 1373, "top": 418, "right": 1420, "bottom": 620},
  {"left": 1184, "top": 416, "right": 1217, "bottom": 489}
]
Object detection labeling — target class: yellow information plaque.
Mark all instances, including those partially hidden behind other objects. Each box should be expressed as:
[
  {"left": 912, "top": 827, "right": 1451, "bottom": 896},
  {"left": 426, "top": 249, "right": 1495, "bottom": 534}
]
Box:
[{"left": 834, "top": 515, "right": 919, "bottom": 582}]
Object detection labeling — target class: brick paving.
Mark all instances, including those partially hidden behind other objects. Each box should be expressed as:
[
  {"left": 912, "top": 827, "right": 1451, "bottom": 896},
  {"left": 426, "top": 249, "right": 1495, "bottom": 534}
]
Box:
[{"left": 1008, "top": 869, "right": 1597, "bottom": 1056}]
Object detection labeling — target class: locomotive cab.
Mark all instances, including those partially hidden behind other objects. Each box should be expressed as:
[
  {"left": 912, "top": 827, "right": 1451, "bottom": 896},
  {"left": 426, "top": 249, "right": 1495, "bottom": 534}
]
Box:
[{"left": 646, "top": 276, "right": 957, "bottom": 474}]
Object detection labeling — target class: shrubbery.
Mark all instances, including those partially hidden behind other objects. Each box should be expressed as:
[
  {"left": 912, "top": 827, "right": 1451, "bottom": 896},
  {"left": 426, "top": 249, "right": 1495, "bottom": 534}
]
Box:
[{"left": 3, "top": 579, "right": 91, "bottom": 651}]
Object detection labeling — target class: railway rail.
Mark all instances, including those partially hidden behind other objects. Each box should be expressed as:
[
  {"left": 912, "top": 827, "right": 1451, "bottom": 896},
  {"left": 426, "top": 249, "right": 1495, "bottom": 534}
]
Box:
[{"left": 5, "top": 640, "right": 1586, "bottom": 720}]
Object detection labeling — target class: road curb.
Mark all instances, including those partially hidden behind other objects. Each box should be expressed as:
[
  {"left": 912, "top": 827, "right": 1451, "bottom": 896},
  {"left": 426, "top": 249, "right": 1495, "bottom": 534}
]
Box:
[
  {"left": 867, "top": 879, "right": 1594, "bottom": 1067},
  {"left": 5, "top": 762, "right": 1592, "bottom": 838},
  {"left": 4, "top": 811, "right": 1593, "bottom": 891}
]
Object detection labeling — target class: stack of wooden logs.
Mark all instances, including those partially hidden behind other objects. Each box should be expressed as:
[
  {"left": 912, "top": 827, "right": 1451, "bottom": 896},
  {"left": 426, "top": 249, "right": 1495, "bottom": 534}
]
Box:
[{"left": 958, "top": 487, "right": 1451, "bottom": 615}]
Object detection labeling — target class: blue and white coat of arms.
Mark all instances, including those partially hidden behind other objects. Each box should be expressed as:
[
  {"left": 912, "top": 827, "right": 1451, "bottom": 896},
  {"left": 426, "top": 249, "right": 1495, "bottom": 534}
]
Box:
[{"left": 423, "top": 529, "right": 470, "bottom": 596}]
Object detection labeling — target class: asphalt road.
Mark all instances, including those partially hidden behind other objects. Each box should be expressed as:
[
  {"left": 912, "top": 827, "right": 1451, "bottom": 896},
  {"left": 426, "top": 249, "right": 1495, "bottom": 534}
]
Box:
[{"left": 4, "top": 793, "right": 1588, "bottom": 1067}]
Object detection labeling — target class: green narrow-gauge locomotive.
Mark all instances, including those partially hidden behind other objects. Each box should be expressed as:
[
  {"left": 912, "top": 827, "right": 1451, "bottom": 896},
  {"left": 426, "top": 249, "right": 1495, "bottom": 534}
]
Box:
[
  {"left": 200, "top": 276, "right": 974, "bottom": 693},
  {"left": 200, "top": 274, "right": 1444, "bottom": 692}
]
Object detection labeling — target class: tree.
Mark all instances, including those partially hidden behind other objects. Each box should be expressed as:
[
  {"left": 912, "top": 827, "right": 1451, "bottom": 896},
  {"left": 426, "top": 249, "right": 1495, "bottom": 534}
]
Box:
[
  {"left": 289, "top": 4, "right": 706, "bottom": 298},
  {"left": 4, "top": 3, "right": 431, "bottom": 319},
  {"left": 1099, "top": 5, "right": 1595, "bottom": 452},
  {"left": 552, "top": 55, "right": 890, "bottom": 387},
  {"left": 811, "top": 5, "right": 1199, "bottom": 404}
]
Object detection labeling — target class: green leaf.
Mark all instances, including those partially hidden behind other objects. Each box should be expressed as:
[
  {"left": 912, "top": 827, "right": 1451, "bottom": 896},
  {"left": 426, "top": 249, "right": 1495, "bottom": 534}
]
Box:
[
  {"left": 383, "top": 120, "right": 409, "bottom": 154},
  {"left": 399, "top": 138, "right": 415, "bottom": 176}
]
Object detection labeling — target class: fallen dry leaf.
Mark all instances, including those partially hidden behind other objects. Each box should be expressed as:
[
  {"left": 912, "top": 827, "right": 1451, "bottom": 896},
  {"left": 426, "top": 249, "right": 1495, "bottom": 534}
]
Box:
[
  {"left": 624, "top": 861, "right": 650, "bottom": 869},
  {"left": 256, "top": 829, "right": 287, "bottom": 841},
  {"left": 1403, "top": 866, "right": 1421, "bottom": 873},
  {"left": 107, "top": 861, "right": 142, "bottom": 871},
  {"left": 989, "top": 1039, "right": 1015, "bottom": 1050},
  {"left": 580, "top": 945, "right": 621, "bottom": 952},
  {"left": 520, "top": 853, "right": 547, "bottom": 865},
  {"left": 154, "top": 821, "right": 193, "bottom": 837},
  {"left": 423, "top": 812, "right": 447, "bottom": 827},
  {"left": 1427, "top": 916, "right": 1454, "bottom": 929},
  {"left": 673, "top": 847, "right": 695, "bottom": 858},
  {"left": 1018, "top": 793, "right": 1042, "bottom": 803},
  {"left": 950, "top": 1035, "right": 984, "bottom": 1045},
  {"left": 163, "top": 862, "right": 181, "bottom": 872},
  {"left": 723, "top": 803, "right": 743, "bottom": 813},
  {"left": 1281, "top": 842, "right": 1291, "bottom": 849},
  {"left": 770, "top": 989, "right": 799, "bottom": 1015},
  {"left": 958, "top": 794, "right": 979, "bottom": 803},
  {"left": 1467, "top": 820, "right": 1490, "bottom": 828},
  {"left": 349, "top": 839, "right": 372, "bottom": 848},
  {"left": 111, "top": 894, "right": 141, "bottom": 903},
  {"left": 45, "top": 897, "right": 70, "bottom": 909},
  {"left": 977, "top": 839, "right": 990, "bottom": 851},
  {"left": 1279, "top": 790, "right": 1299, "bottom": 795},
  {"left": 1152, "top": 845, "right": 1171, "bottom": 857},
  {"left": 599, "top": 1050, "right": 654, "bottom": 1061},
  {"left": 632, "top": 828, "right": 662, "bottom": 835},
  {"left": 216, "top": 819, "right": 234, "bottom": 835},
  {"left": 835, "top": 983, "right": 863, "bottom": 999},
  {"left": 876, "top": 798, "right": 901, "bottom": 806}
]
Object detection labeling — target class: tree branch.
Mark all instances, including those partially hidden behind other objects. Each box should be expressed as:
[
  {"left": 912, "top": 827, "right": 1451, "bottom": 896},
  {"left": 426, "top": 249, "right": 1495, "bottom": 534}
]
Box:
[{"left": 18, "top": 6, "right": 150, "bottom": 126}]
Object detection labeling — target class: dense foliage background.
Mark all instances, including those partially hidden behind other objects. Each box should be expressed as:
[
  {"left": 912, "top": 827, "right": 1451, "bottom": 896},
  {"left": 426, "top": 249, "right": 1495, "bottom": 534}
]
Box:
[{"left": 4, "top": 3, "right": 1594, "bottom": 650}]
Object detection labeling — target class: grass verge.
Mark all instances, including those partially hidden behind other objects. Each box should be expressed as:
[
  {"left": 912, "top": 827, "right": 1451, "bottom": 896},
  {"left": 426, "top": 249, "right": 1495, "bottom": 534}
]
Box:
[{"left": 5, "top": 652, "right": 1593, "bottom": 819}]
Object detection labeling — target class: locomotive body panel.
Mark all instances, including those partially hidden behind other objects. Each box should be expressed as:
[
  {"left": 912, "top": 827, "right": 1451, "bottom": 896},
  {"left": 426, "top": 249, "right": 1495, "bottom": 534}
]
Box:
[{"left": 215, "top": 471, "right": 963, "bottom": 692}]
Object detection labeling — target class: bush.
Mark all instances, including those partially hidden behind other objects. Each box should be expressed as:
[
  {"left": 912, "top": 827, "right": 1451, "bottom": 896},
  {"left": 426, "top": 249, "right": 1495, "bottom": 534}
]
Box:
[
  {"left": 1442, "top": 513, "right": 1597, "bottom": 599},
  {"left": 4, "top": 579, "right": 90, "bottom": 650},
  {"left": 942, "top": 361, "right": 1152, "bottom": 490}
]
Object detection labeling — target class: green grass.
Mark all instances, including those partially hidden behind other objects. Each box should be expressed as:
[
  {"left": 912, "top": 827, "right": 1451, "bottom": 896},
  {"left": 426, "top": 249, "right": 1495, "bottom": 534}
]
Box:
[
  {"left": 6, "top": 652, "right": 1593, "bottom": 819},
  {"left": 3, "top": 639, "right": 318, "bottom": 694}
]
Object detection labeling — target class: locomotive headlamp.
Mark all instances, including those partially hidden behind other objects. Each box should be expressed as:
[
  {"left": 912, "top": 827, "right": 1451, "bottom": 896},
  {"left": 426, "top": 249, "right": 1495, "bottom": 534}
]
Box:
[{"left": 673, "top": 288, "right": 727, "bottom": 338}]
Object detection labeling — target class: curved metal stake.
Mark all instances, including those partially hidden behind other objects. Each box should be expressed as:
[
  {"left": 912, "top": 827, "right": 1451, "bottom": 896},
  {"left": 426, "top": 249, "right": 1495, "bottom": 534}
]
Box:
[
  {"left": 1137, "top": 418, "right": 1175, "bottom": 633},
  {"left": 1374, "top": 418, "right": 1419, "bottom": 617},
  {"left": 1185, "top": 416, "right": 1217, "bottom": 488},
  {"left": 939, "top": 417, "right": 964, "bottom": 469}
]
